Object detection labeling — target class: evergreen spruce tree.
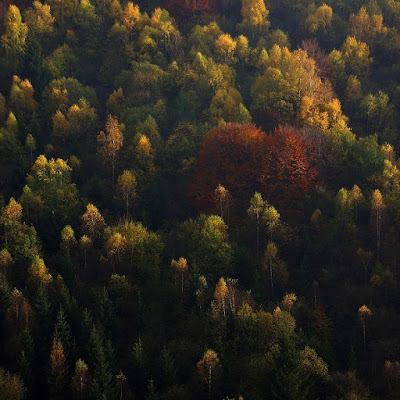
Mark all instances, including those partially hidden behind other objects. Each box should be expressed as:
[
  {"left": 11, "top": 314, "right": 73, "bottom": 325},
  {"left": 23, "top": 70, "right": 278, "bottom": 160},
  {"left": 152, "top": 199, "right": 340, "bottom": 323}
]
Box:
[{"left": 89, "top": 325, "right": 115, "bottom": 399}]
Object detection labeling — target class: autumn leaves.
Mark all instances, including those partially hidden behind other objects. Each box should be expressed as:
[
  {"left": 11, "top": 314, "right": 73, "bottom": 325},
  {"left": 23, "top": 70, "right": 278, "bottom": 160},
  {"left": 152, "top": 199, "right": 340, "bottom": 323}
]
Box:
[{"left": 190, "top": 123, "right": 318, "bottom": 216}]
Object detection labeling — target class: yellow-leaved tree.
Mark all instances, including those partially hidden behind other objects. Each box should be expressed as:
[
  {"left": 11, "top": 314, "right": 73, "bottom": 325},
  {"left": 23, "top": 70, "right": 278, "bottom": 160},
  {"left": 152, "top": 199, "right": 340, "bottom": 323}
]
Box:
[
  {"left": 238, "top": 0, "right": 270, "bottom": 39},
  {"left": 197, "top": 349, "right": 220, "bottom": 399},
  {"left": 81, "top": 203, "right": 106, "bottom": 242},
  {"left": 97, "top": 115, "right": 124, "bottom": 187}
]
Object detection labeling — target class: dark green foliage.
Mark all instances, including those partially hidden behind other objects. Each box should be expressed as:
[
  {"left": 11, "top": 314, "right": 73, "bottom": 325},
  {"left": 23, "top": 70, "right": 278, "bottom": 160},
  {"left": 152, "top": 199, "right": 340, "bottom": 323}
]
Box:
[
  {"left": 53, "top": 306, "right": 76, "bottom": 366},
  {"left": 89, "top": 325, "right": 115, "bottom": 400},
  {"left": 269, "top": 335, "right": 308, "bottom": 400}
]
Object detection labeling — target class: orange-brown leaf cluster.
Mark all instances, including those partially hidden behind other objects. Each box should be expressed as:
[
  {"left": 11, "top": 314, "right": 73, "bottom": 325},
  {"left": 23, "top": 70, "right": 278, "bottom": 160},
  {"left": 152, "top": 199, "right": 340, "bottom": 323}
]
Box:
[
  {"left": 190, "top": 124, "right": 318, "bottom": 213},
  {"left": 165, "top": 0, "right": 216, "bottom": 22},
  {"left": 261, "top": 125, "right": 318, "bottom": 209},
  {"left": 190, "top": 124, "right": 265, "bottom": 211}
]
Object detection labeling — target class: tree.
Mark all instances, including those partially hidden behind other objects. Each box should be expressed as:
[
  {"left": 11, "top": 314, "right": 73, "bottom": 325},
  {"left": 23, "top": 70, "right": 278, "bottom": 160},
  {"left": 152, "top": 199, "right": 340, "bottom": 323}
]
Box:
[
  {"left": 120, "top": 2, "right": 140, "bottom": 30},
  {"left": 166, "top": 0, "right": 216, "bottom": 22},
  {"left": 213, "top": 184, "right": 232, "bottom": 222},
  {"left": 8, "top": 289, "right": 30, "bottom": 331},
  {"left": 116, "top": 370, "right": 127, "bottom": 400},
  {"left": 179, "top": 215, "right": 233, "bottom": 278},
  {"left": 358, "top": 305, "right": 371, "bottom": 352},
  {"left": 196, "top": 275, "right": 208, "bottom": 312},
  {"left": 247, "top": 192, "right": 265, "bottom": 256},
  {"left": 371, "top": 189, "right": 385, "bottom": 260},
  {"left": 190, "top": 124, "right": 265, "bottom": 212},
  {"left": 261, "top": 126, "right": 318, "bottom": 210},
  {"left": 71, "top": 359, "right": 90, "bottom": 398},
  {"left": 341, "top": 36, "right": 372, "bottom": 78},
  {"left": 1, "top": 197, "right": 23, "bottom": 228},
  {"left": 269, "top": 333, "right": 308, "bottom": 400},
  {"left": 25, "top": 134, "right": 36, "bottom": 165},
  {"left": 263, "top": 204, "right": 280, "bottom": 241},
  {"left": 117, "top": 170, "right": 136, "bottom": 220},
  {"left": 24, "top": 1, "right": 55, "bottom": 39},
  {"left": 106, "top": 232, "right": 127, "bottom": 273},
  {"left": 226, "top": 278, "right": 238, "bottom": 315},
  {"left": 215, "top": 33, "right": 236, "bottom": 63},
  {"left": 1, "top": 5, "right": 28, "bottom": 62},
  {"left": 45, "top": 0, "right": 79, "bottom": 27},
  {"left": 349, "top": 7, "right": 384, "bottom": 46},
  {"left": 357, "top": 248, "right": 373, "bottom": 287},
  {"left": 28, "top": 255, "right": 52, "bottom": 287},
  {"left": 145, "top": 378, "right": 158, "bottom": 400},
  {"left": 136, "top": 135, "right": 154, "bottom": 173},
  {"left": 238, "top": 0, "right": 270, "bottom": 39},
  {"left": 106, "top": 88, "right": 125, "bottom": 117},
  {"left": 9, "top": 76, "right": 38, "bottom": 119},
  {"left": 349, "top": 184, "right": 363, "bottom": 221},
  {"left": 79, "top": 235, "right": 92, "bottom": 269},
  {"left": 158, "top": 347, "right": 176, "bottom": 389},
  {"left": 131, "top": 337, "right": 148, "bottom": 396},
  {"left": 61, "top": 225, "right": 75, "bottom": 257},
  {"left": 197, "top": 349, "right": 220, "bottom": 399},
  {"left": 214, "top": 277, "right": 228, "bottom": 316},
  {"left": 0, "top": 367, "right": 26, "bottom": 400},
  {"left": 97, "top": 115, "right": 124, "bottom": 187},
  {"left": 89, "top": 325, "right": 114, "bottom": 399},
  {"left": 305, "top": 4, "right": 332, "bottom": 35},
  {"left": 82, "top": 204, "right": 105, "bottom": 242},
  {"left": 346, "top": 75, "right": 363, "bottom": 108},
  {"left": 53, "top": 306, "right": 75, "bottom": 363},
  {"left": 0, "top": 248, "right": 12, "bottom": 276},
  {"left": 171, "top": 257, "right": 188, "bottom": 295},
  {"left": 27, "top": 155, "right": 79, "bottom": 229},
  {"left": 282, "top": 293, "right": 297, "bottom": 314},
  {"left": 264, "top": 242, "right": 277, "bottom": 297},
  {"left": 48, "top": 340, "right": 68, "bottom": 400}
]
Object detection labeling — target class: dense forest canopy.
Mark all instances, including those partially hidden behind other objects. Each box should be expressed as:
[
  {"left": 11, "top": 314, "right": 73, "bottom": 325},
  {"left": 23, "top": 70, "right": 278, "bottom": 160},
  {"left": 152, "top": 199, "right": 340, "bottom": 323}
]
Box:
[{"left": 1, "top": 0, "right": 400, "bottom": 399}]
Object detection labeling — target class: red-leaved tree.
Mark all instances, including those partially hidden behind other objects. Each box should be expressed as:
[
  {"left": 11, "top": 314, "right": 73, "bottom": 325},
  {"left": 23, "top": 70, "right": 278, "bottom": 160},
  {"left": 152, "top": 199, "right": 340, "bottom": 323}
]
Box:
[
  {"left": 190, "top": 123, "right": 265, "bottom": 212},
  {"left": 260, "top": 125, "right": 318, "bottom": 210},
  {"left": 190, "top": 124, "right": 318, "bottom": 214},
  {"left": 165, "top": 0, "right": 216, "bottom": 22}
]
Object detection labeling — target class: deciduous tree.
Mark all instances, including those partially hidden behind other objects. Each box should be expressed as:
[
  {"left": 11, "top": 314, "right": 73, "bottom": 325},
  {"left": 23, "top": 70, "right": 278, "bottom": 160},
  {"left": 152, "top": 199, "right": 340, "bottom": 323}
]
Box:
[
  {"left": 81, "top": 204, "right": 106, "bottom": 242},
  {"left": 1, "top": 5, "right": 28, "bottom": 62},
  {"left": 117, "top": 170, "right": 137, "bottom": 219},
  {"left": 48, "top": 340, "right": 68, "bottom": 400},
  {"left": 261, "top": 126, "right": 318, "bottom": 211},
  {"left": 197, "top": 349, "right": 220, "bottom": 399},
  {"left": 371, "top": 189, "right": 385, "bottom": 260},
  {"left": 214, "top": 277, "right": 228, "bottom": 316},
  {"left": 171, "top": 257, "right": 188, "bottom": 295},
  {"left": 190, "top": 124, "right": 265, "bottom": 212},
  {"left": 97, "top": 115, "right": 124, "bottom": 187},
  {"left": 358, "top": 305, "right": 371, "bottom": 352},
  {"left": 71, "top": 359, "right": 90, "bottom": 398},
  {"left": 0, "top": 367, "right": 26, "bottom": 400},
  {"left": 247, "top": 192, "right": 265, "bottom": 256}
]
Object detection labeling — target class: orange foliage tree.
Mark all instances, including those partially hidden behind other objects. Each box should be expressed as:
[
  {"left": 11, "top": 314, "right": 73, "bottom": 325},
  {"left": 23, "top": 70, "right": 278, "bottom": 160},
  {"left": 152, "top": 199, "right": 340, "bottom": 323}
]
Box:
[
  {"left": 190, "top": 123, "right": 265, "bottom": 212},
  {"left": 165, "top": 0, "right": 216, "bottom": 22},
  {"left": 261, "top": 126, "right": 318, "bottom": 210},
  {"left": 190, "top": 124, "right": 318, "bottom": 213}
]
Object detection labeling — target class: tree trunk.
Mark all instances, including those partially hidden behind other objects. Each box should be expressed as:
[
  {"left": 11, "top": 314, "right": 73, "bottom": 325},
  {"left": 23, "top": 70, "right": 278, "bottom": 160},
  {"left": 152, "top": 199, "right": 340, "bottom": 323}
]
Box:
[
  {"left": 126, "top": 195, "right": 129, "bottom": 221},
  {"left": 363, "top": 320, "right": 366, "bottom": 353},
  {"left": 270, "top": 262, "right": 274, "bottom": 298},
  {"left": 208, "top": 365, "right": 212, "bottom": 400},
  {"left": 181, "top": 271, "right": 184, "bottom": 295},
  {"left": 256, "top": 212, "right": 260, "bottom": 258}
]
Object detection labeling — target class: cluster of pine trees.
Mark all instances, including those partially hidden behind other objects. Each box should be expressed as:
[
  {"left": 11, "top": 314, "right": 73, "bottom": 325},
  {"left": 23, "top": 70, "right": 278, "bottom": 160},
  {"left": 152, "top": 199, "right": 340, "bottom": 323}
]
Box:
[{"left": 2, "top": 0, "right": 400, "bottom": 399}]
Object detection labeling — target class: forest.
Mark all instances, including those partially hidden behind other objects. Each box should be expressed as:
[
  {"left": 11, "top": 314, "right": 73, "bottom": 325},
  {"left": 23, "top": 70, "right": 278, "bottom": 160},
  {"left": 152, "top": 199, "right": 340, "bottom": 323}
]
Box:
[{"left": 1, "top": 0, "right": 400, "bottom": 399}]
